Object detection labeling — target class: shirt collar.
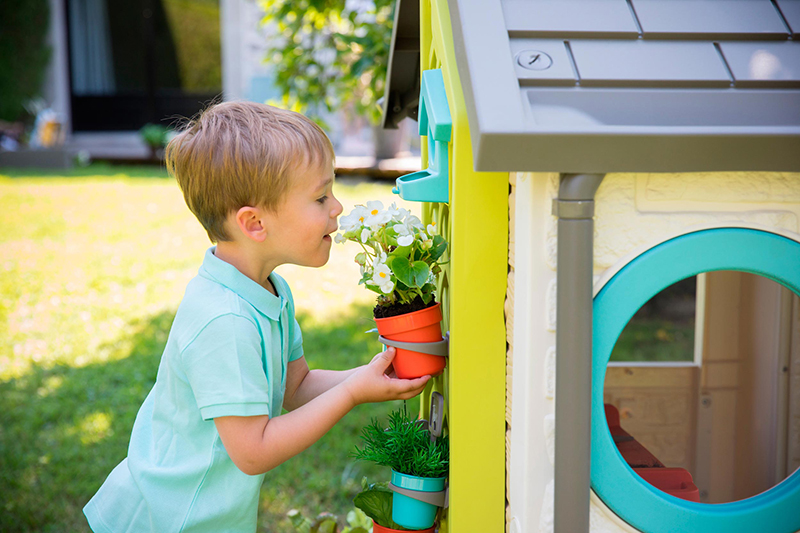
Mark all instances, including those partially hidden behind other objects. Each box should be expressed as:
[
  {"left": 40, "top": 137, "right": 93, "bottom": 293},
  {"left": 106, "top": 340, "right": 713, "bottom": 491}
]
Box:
[{"left": 198, "top": 246, "right": 285, "bottom": 320}]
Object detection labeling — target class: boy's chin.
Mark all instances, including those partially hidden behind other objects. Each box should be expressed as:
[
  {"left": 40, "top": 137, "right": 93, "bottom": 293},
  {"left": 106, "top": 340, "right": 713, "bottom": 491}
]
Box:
[{"left": 306, "top": 253, "right": 331, "bottom": 268}]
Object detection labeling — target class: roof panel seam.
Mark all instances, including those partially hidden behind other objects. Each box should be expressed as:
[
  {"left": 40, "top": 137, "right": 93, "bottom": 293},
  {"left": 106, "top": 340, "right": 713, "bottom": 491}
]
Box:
[
  {"left": 563, "top": 41, "right": 582, "bottom": 85},
  {"left": 771, "top": 0, "right": 795, "bottom": 37},
  {"left": 712, "top": 42, "right": 736, "bottom": 87},
  {"left": 625, "top": 0, "right": 644, "bottom": 36}
]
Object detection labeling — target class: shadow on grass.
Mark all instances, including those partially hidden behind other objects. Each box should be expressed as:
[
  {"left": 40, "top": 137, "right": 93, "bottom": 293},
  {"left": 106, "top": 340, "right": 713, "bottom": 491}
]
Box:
[
  {"left": 0, "top": 311, "right": 171, "bottom": 533},
  {"left": 0, "top": 301, "right": 411, "bottom": 533}
]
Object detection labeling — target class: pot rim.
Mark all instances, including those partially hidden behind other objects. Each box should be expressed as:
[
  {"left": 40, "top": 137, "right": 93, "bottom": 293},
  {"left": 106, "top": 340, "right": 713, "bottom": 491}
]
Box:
[{"left": 374, "top": 302, "right": 442, "bottom": 336}]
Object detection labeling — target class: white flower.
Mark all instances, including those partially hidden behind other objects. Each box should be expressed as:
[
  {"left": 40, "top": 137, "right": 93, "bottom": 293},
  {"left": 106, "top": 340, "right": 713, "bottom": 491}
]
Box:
[
  {"left": 339, "top": 206, "right": 369, "bottom": 233},
  {"left": 405, "top": 214, "right": 424, "bottom": 229},
  {"left": 371, "top": 262, "right": 394, "bottom": 294},
  {"left": 334, "top": 233, "right": 347, "bottom": 244},
  {"left": 397, "top": 234, "right": 414, "bottom": 247},
  {"left": 427, "top": 221, "right": 438, "bottom": 235},
  {"left": 386, "top": 202, "right": 403, "bottom": 220},
  {"left": 364, "top": 201, "right": 391, "bottom": 228},
  {"left": 360, "top": 228, "right": 371, "bottom": 243}
]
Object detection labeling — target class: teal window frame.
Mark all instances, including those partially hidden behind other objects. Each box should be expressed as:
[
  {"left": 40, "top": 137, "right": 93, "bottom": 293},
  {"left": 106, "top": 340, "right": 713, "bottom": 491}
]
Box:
[{"left": 592, "top": 227, "right": 800, "bottom": 533}]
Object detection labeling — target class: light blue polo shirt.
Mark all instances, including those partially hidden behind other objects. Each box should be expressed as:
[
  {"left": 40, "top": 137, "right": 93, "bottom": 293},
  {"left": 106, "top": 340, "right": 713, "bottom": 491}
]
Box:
[{"left": 84, "top": 247, "right": 304, "bottom": 533}]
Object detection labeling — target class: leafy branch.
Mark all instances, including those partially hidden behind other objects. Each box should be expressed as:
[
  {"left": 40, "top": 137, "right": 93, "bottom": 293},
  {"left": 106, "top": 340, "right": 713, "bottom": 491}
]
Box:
[{"left": 260, "top": 0, "right": 395, "bottom": 125}]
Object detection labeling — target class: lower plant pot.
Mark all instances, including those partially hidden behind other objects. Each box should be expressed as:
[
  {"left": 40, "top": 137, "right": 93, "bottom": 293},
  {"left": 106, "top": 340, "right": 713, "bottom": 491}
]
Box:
[
  {"left": 374, "top": 303, "right": 447, "bottom": 379},
  {"left": 371, "top": 520, "right": 435, "bottom": 533},
  {"left": 390, "top": 470, "right": 446, "bottom": 530}
]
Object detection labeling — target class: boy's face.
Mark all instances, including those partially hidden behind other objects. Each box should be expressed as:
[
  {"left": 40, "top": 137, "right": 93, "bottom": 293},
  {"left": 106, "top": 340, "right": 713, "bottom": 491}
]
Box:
[{"left": 262, "top": 159, "right": 343, "bottom": 268}]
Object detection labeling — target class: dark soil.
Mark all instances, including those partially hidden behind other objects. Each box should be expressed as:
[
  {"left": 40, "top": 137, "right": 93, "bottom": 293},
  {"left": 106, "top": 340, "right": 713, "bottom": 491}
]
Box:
[{"left": 373, "top": 296, "right": 437, "bottom": 319}]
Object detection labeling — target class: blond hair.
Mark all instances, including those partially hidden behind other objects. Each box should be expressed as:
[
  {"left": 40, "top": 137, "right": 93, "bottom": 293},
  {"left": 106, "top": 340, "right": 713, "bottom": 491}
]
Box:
[{"left": 166, "top": 101, "right": 334, "bottom": 242}]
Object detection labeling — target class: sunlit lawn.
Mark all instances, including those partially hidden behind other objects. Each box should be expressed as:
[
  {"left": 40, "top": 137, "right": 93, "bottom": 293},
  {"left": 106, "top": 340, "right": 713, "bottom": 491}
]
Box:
[{"left": 0, "top": 163, "right": 420, "bottom": 533}]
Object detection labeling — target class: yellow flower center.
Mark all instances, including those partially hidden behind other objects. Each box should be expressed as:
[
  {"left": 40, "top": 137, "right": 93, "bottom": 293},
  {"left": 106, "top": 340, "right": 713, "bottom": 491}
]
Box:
[
  {"left": 379, "top": 272, "right": 386, "bottom": 279},
  {"left": 359, "top": 217, "right": 364, "bottom": 222},
  {"left": 371, "top": 209, "right": 379, "bottom": 215},
  {"left": 431, "top": 221, "right": 436, "bottom": 226}
]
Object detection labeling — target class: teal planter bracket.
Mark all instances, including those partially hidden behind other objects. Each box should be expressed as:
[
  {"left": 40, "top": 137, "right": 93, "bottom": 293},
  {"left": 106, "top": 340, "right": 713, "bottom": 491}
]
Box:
[
  {"left": 390, "top": 471, "right": 448, "bottom": 529},
  {"left": 392, "top": 69, "right": 451, "bottom": 203}
]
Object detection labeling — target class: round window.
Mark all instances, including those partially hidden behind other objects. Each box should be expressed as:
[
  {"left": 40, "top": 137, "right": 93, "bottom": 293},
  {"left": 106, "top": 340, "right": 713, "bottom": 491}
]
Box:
[{"left": 592, "top": 228, "right": 800, "bottom": 533}]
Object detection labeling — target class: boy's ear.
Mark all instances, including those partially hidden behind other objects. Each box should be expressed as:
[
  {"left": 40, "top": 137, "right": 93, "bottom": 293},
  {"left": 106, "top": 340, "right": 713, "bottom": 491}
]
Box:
[{"left": 233, "top": 206, "right": 268, "bottom": 242}]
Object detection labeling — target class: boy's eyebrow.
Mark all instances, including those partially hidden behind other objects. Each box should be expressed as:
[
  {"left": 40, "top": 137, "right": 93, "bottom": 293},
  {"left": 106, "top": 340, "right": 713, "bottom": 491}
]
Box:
[{"left": 316, "top": 176, "right": 334, "bottom": 190}]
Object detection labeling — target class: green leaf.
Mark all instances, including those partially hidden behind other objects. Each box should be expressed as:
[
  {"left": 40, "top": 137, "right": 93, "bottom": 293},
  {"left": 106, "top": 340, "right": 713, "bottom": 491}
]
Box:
[
  {"left": 390, "top": 256, "right": 413, "bottom": 287},
  {"left": 410, "top": 261, "right": 430, "bottom": 288},
  {"left": 287, "top": 509, "right": 313, "bottom": 533},
  {"left": 431, "top": 235, "right": 447, "bottom": 261},
  {"left": 390, "top": 244, "right": 412, "bottom": 259},
  {"left": 346, "top": 509, "right": 372, "bottom": 530},
  {"left": 313, "top": 513, "right": 339, "bottom": 533},
  {"left": 353, "top": 485, "right": 410, "bottom": 530}
]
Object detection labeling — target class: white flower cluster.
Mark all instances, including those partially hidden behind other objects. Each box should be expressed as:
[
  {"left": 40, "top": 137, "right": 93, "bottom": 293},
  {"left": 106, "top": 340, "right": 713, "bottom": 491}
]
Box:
[{"left": 335, "top": 201, "right": 444, "bottom": 306}]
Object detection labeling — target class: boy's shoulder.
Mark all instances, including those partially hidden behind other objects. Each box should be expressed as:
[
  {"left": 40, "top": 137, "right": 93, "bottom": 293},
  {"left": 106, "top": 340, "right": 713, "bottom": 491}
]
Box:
[{"left": 171, "top": 275, "right": 259, "bottom": 347}]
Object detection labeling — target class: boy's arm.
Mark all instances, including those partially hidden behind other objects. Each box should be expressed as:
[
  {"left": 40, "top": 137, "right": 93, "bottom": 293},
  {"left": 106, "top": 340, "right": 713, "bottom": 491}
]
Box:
[
  {"left": 214, "top": 347, "right": 429, "bottom": 476},
  {"left": 282, "top": 357, "right": 358, "bottom": 411}
]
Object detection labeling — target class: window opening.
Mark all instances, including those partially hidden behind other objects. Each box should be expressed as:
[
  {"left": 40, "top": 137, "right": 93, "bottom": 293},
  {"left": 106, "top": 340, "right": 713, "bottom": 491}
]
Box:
[
  {"left": 66, "top": 0, "right": 222, "bottom": 131},
  {"left": 609, "top": 275, "right": 699, "bottom": 365},
  {"left": 604, "top": 271, "right": 798, "bottom": 504}
]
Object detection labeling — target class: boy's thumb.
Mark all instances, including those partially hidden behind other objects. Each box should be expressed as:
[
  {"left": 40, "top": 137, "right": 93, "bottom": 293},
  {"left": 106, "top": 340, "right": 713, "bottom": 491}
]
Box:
[{"left": 374, "top": 346, "right": 396, "bottom": 367}]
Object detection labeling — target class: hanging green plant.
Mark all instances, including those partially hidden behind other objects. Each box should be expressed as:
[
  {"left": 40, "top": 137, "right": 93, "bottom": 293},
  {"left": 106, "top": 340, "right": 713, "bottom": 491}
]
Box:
[{"left": 352, "top": 406, "right": 449, "bottom": 479}]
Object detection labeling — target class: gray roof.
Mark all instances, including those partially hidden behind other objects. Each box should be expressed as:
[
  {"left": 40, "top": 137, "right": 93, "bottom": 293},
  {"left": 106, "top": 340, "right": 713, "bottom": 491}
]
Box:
[{"left": 387, "top": 0, "right": 800, "bottom": 172}]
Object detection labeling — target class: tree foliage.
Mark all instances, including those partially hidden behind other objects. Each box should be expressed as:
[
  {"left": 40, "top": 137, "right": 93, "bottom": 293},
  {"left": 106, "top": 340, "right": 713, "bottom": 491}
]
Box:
[
  {"left": 0, "top": 0, "right": 51, "bottom": 122},
  {"left": 260, "top": 0, "right": 394, "bottom": 125}
]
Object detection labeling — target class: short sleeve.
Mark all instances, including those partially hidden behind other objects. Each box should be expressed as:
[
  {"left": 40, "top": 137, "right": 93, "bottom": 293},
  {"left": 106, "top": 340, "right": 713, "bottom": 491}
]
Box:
[
  {"left": 289, "top": 317, "right": 304, "bottom": 362},
  {"left": 181, "top": 314, "right": 270, "bottom": 420}
]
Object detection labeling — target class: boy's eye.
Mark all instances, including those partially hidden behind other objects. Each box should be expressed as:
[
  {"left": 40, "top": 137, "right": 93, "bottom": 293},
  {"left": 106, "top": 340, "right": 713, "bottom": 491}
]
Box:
[{"left": 316, "top": 195, "right": 328, "bottom": 204}]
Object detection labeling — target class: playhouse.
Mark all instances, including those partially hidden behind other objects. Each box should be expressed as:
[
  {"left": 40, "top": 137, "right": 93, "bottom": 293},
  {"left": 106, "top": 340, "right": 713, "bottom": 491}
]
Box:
[{"left": 382, "top": 1, "right": 800, "bottom": 532}]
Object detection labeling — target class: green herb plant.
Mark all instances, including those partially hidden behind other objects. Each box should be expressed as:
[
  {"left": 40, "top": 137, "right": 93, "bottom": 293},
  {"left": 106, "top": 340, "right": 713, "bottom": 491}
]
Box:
[
  {"left": 353, "top": 406, "right": 449, "bottom": 479},
  {"left": 352, "top": 478, "right": 410, "bottom": 531}
]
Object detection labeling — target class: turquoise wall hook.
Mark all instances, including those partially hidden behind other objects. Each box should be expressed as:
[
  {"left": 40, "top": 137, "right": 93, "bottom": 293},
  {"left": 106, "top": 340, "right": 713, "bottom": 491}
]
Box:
[{"left": 392, "top": 69, "right": 451, "bottom": 203}]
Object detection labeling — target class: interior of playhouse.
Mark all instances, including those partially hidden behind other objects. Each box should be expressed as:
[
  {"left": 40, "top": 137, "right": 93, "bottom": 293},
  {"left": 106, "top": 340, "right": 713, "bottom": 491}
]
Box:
[{"left": 603, "top": 271, "right": 798, "bottom": 503}]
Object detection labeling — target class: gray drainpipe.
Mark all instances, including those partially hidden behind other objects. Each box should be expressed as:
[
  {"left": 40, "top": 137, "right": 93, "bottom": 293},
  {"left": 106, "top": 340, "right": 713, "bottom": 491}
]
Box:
[{"left": 552, "top": 173, "right": 605, "bottom": 533}]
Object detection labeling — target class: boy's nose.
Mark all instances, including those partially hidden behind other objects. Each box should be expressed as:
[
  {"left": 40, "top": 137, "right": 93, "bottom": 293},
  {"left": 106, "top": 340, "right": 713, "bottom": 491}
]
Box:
[{"left": 331, "top": 197, "right": 344, "bottom": 217}]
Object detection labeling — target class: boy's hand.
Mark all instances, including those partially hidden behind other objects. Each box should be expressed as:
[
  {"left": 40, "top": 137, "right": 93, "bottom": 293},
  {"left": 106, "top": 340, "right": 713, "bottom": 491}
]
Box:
[{"left": 344, "top": 347, "right": 430, "bottom": 406}]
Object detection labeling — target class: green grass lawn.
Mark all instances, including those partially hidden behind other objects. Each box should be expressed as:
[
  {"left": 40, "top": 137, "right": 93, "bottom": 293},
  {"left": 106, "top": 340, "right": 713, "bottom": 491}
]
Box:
[
  {"left": 0, "top": 164, "right": 420, "bottom": 533},
  {"left": 610, "top": 319, "right": 695, "bottom": 363}
]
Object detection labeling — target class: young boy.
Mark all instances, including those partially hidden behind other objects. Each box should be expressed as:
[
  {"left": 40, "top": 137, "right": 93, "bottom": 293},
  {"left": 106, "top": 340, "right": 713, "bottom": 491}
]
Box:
[{"left": 83, "top": 102, "right": 430, "bottom": 533}]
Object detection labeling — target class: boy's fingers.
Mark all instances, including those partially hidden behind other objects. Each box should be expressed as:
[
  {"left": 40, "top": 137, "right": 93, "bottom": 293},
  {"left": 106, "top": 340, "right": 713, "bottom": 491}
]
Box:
[
  {"left": 371, "top": 347, "right": 396, "bottom": 369},
  {"left": 398, "top": 378, "right": 430, "bottom": 399},
  {"left": 398, "top": 375, "right": 430, "bottom": 391}
]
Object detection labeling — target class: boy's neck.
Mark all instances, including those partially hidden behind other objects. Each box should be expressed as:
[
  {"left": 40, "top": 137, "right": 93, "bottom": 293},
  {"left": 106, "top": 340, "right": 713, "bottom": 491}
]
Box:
[{"left": 214, "top": 241, "right": 278, "bottom": 296}]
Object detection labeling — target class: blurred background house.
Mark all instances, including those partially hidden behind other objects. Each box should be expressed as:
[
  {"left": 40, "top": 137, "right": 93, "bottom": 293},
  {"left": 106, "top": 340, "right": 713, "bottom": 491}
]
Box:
[{"left": 2, "top": 0, "right": 419, "bottom": 172}]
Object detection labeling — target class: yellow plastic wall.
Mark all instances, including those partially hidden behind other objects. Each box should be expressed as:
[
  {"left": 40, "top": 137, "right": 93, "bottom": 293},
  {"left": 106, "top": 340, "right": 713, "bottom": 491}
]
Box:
[{"left": 420, "top": 1, "right": 508, "bottom": 531}]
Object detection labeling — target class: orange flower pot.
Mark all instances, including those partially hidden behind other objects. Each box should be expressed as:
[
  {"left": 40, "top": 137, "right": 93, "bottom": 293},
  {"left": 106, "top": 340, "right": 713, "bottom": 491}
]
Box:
[
  {"left": 372, "top": 520, "right": 435, "bottom": 533},
  {"left": 374, "top": 303, "right": 447, "bottom": 379}
]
